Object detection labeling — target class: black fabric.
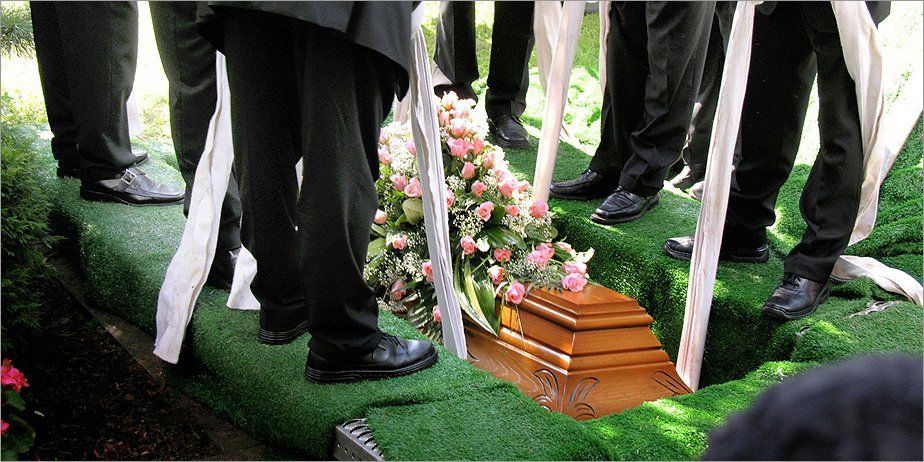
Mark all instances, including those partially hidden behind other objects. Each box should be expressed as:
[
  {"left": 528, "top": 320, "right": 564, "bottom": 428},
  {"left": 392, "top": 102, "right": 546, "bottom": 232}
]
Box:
[
  {"left": 30, "top": 1, "right": 139, "bottom": 182},
  {"left": 150, "top": 1, "right": 242, "bottom": 252},
  {"left": 208, "top": 1, "right": 412, "bottom": 99},
  {"left": 588, "top": 1, "right": 715, "bottom": 197},
  {"left": 725, "top": 2, "right": 885, "bottom": 282},
  {"left": 433, "top": 1, "right": 535, "bottom": 118},
  {"left": 220, "top": 8, "right": 402, "bottom": 360}
]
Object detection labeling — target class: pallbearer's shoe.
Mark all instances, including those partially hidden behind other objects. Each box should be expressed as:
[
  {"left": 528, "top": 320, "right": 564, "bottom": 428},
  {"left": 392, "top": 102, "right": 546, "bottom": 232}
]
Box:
[
  {"left": 592, "top": 187, "right": 659, "bottom": 224},
  {"left": 80, "top": 166, "right": 184, "bottom": 206},
  {"left": 761, "top": 274, "right": 830, "bottom": 321},
  {"left": 550, "top": 169, "right": 619, "bottom": 201},
  {"left": 305, "top": 334, "right": 438, "bottom": 384},
  {"left": 662, "top": 235, "right": 770, "bottom": 263},
  {"left": 488, "top": 114, "right": 530, "bottom": 149},
  {"left": 259, "top": 308, "right": 311, "bottom": 345},
  {"left": 206, "top": 246, "right": 241, "bottom": 290}
]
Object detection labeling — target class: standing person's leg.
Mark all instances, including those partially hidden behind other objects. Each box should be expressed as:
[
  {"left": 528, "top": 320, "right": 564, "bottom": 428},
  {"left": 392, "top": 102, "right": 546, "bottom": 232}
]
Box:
[
  {"left": 221, "top": 9, "right": 309, "bottom": 343},
  {"left": 150, "top": 1, "right": 242, "bottom": 287},
  {"left": 485, "top": 1, "right": 534, "bottom": 149},
  {"left": 29, "top": 1, "right": 80, "bottom": 177},
  {"left": 592, "top": 1, "right": 714, "bottom": 224},
  {"left": 433, "top": 1, "right": 478, "bottom": 100}
]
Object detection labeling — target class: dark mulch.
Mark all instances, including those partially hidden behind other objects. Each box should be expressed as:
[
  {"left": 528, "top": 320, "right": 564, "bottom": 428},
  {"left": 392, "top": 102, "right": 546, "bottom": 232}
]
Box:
[{"left": 10, "top": 282, "right": 220, "bottom": 460}]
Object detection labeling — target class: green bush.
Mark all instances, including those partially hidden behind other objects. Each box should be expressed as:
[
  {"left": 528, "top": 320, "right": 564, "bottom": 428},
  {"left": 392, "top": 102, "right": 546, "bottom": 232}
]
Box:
[
  {"left": 0, "top": 93, "right": 57, "bottom": 349},
  {"left": 0, "top": 3, "right": 34, "bottom": 59}
]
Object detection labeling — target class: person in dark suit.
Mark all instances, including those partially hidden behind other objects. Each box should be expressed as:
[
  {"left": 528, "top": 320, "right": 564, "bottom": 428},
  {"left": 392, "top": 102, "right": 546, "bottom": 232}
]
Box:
[
  {"left": 205, "top": 2, "right": 437, "bottom": 383},
  {"left": 149, "top": 2, "right": 242, "bottom": 289},
  {"left": 433, "top": 1, "right": 534, "bottom": 149},
  {"left": 549, "top": 2, "right": 716, "bottom": 224},
  {"left": 29, "top": 1, "right": 184, "bottom": 206},
  {"left": 663, "top": 2, "right": 890, "bottom": 320}
]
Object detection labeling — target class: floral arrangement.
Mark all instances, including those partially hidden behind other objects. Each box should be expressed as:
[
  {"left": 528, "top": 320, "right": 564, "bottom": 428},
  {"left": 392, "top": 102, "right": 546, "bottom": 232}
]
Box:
[
  {"left": 366, "top": 92, "right": 593, "bottom": 339},
  {"left": 1, "top": 359, "right": 34, "bottom": 460}
]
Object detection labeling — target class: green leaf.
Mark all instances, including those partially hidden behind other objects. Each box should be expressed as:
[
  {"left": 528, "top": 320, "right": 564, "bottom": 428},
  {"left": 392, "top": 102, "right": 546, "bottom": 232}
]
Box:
[
  {"left": 453, "top": 257, "right": 498, "bottom": 335},
  {"left": 371, "top": 223, "right": 387, "bottom": 237},
  {"left": 2, "top": 390, "right": 24, "bottom": 411},
  {"left": 402, "top": 198, "right": 424, "bottom": 224},
  {"left": 1, "top": 414, "right": 34, "bottom": 456},
  {"left": 366, "top": 237, "right": 387, "bottom": 259},
  {"left": 483, "top": 226, "right": 527, "bottom": 251}
]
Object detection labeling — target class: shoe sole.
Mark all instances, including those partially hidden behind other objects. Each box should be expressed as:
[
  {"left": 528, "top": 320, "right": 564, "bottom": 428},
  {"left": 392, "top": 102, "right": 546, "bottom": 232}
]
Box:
[
  {"left": 590, "top": 197, "right": 659, "bottom": 225},
  {"left": 488, "top": 134, "right": 530, "bottom": 150},
  {"left": 661, "top": 243, "right": 770, "bottom": 264},
  {"left": 304, "top": 348, "right": 439, "bottom": 384},
  {"left": 761, "top": 284, "right": 831, "bottom": 321},
  {"left": 259, "top": 318, "right": 311, "bottom": 345},
  {"left": 80, "top": 189, "right": 183, "bottom": 207}
]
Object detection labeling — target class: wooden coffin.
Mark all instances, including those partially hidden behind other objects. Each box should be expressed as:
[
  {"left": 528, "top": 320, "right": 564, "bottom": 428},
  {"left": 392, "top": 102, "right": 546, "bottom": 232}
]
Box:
[{"left": 464, "top": 284, "right": 691, "bottom": 420}]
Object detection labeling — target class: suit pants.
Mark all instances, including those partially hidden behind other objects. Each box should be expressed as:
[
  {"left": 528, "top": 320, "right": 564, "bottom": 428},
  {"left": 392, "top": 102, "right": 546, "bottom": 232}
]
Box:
[
  {"left": 725, "top": 2, "right": 869, "bottom": 282},
  {"left": 221, "top": 9, "right": 400, "bottom": 359},
  {"left": 589, "top": 1, "right": 715, "bottom": 197},
  {"left": 150, "top": 1, "right": 242, "bottom": 252},
  {"left": 433, "top": 1, "right": 534, "bottom": 119},
  {"left": 29, "top": 1, "right": 139, "bottom": 182}
]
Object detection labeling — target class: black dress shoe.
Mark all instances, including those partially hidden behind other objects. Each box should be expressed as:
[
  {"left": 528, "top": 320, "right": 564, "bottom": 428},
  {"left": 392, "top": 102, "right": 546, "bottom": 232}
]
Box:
[
  {"left": 550, "top": 169, "right": 619, "bottom": 201},
  {"left": 669, "top": 163, "right": 706, "bottom": 191},
  {"left": 305, "top": 334, "right": 438, "bottom": 384},
  {"left": 488, "top": 114, "right": 530, "bottom": 149},
  {"left": 132, "top": 149, "right": 150, "bottom": 165},
  {"left": 56, "top": 163, "right": 79, "bottom": 179},
  {"left": 80, "top": 167, "right": 184, "bottom": 206},
  {"left": 259, "top": 307, "right": 311, "bottom": 345},
  {"left": 592, "top": 187, "right": 659, "bottom": 224},
  {"left": 762, "top": 274, "right": 830, "bottom": 321},
  {"left": 662, "top": 235, "right": 770, "bottom": 263},
  {"left": 206, "top": 246, "right": 240, "bottom": 290}
]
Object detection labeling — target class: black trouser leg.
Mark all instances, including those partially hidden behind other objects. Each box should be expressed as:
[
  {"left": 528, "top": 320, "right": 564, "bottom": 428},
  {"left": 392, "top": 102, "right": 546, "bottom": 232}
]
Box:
[
  {"left": 150, "top": 1, "right": 242, "bottom": 252},
  {"left": 617, "top": 1, "right": 715, "bottom": 197},
  {"left": 224, "top": 10, "right": 396, "bottom": 359},
  {"left": 485, "top": 1, "right": 534, "bottom": 119},
  {"left": 725, "top": 4, "right": 816, "bottom": 248},
  {"left": 29, "top": 1, "right": 79, "bottom": 170},
  {"left": 433, "top": 1, "right": 478, "bottom": 98},
  {"left": 53, "top": 1, "right": 139, "bottom": 182},
  {"left": 784, "top": 3, "right": 865, "bottom": 282}
]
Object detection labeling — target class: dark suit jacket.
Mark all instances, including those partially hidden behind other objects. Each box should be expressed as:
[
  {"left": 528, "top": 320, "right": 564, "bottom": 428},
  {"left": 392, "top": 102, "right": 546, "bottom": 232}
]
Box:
[
  {"left": 757, "top": 1, "right": 890, "bottom": 29},
  {"left": 203, "top": 1, "right": 414, "bottom": 97}
]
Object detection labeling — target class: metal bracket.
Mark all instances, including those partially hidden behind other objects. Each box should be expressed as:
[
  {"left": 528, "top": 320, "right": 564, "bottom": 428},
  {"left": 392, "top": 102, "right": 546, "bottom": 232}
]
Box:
[{"left": 333, "top": 419, "right": 384, "bottom": 461}]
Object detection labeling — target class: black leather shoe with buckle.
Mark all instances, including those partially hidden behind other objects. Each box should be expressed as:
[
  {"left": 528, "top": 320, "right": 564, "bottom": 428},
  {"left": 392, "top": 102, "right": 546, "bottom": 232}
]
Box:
[
  {"left": 762, "top": 274, "right": 830, "bottom": 321},
  {"left": 80, "top": 167, "right": 184, "bottom": 206},
  {"left": 206, "top": 246, "right": 241, "bottom": 290},
  {"left": 488, "top": 114, "right": 530, "bottom": 149},
  {"left": 592, "top": 187, "right": 659, "bottom": 224},
  {"left": 550, "top": 169, "right": 619, "bottom": 200},
  {"left": 305, "top": 334, "right": 438, "bottom": 384},
  {"left": 662, "top": 235, "right": 770, "bottom": 263}
]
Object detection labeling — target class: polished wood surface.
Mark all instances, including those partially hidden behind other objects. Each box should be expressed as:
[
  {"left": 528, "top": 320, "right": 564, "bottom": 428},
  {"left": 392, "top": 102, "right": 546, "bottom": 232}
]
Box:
[{"left": 464, "top": 284, "right": 691, "bottom": 420}]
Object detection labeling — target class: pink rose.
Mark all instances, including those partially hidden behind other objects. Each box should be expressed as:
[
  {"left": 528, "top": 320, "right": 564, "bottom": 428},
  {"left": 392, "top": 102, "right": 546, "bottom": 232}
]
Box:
[
  {"left": 392, "top": 234, "right": 408, "bottom": 250},
  {"left": 438, "top": 110, "right": 451, "bottom": 127},
  {"left": 517, "top": 180, "right": 530, "bottom": 193},
  {"left": 0, "top": 420, "right": 8, "bottom": 436},
  {"left": 432, "top": 306, "right": 442, "bottom": 323},
  {"left": 446, "top": 189, "right": 455, "bottom": 207},
  {"left": 461, "top": 162, "right": 477, "bottom": 179},
  {"left": 498, "top": 179, "right": 517, "bottom": 199},
  {"left": 476, "top": 202, "right": 495, "bottom": 221},
  {"left": 391, "top": 174, "right": 408, "bottom": 191},
  {"left": 378, "top": 147, "right": 392, "bottom": 165},
  {"left": 471, "top": 138, "right": 484, "bottom": 155},
  {"left": 556, "top": 242, "right": 573, "bottom": 253},
  {"left": 492, "top": 168, "right": 509, "bottom": 182},
  {"left": 471, "top": 181, "right": 488, "bottom": 197},
  {"left": 493, "top": 248, "right": 512, "bottom": 263},
  {"left": 505, "top": 204, "right": 520, "bottom": 217},
  {"left": 450, "top": 118, "right": 468, "bottom": 137},
  {"left": 562, "top": 272, "right": 588, "bottom": 292},
  {"left": 379, "top": 129, "right": 387, "bottom": 144},
  {"left": 530, "top": 199, "right": 549, "bottom": 218},
  {"left": 460, "top": 236, "right": 476, "bottom": 255},
  {"left": 527, "top": 249, "right": 551, "bottom": 269},
  {"left": 481, "top": 151, "right": 495, "bottom": 169},
  {"left": 406, "top": 139, "right": 417, "bottom": 155},
  {"left": 441, "top": 90, "right": 458, "bottom": 109},
  {"left": 1, "top": 360, "right": 28, "bottom": 393},
  {"left": 390, "top": 280, "right": 407, "bottom": 300},
  {"left": 505, "top": 281, "right": 526, "bottom": 305},
  {"left": 447, "top": 137, "right": 469, "bottom": 159},
  {"left": 422, "top": 261, "right": 434, "bottom": 282},
  {"left": 488, "top": 265, "right": 506, "bottom": 285},
  {"left": 374, "top": 210, "right": 387, "bottom": 225},
  {"left": 537, "top": 242, "right": 556, "bottom": 260},
  {"left": 563, "top": 261, "right": 587, "bottom": 275},
  {"left": 403, "top": 177, "right": 422, "bottom": 198}
]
